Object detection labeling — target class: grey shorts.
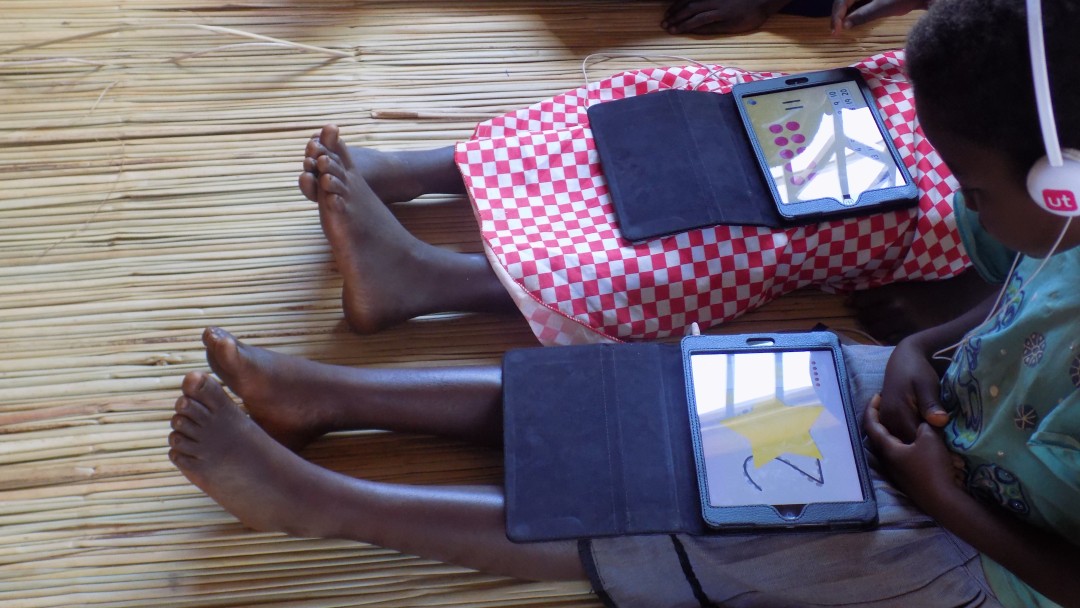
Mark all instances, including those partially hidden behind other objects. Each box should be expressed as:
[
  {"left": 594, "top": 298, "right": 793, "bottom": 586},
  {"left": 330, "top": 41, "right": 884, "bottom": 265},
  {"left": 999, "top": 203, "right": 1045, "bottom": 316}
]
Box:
[{"left": 581, "top": 345, "right": 1001, "bottom": 608}]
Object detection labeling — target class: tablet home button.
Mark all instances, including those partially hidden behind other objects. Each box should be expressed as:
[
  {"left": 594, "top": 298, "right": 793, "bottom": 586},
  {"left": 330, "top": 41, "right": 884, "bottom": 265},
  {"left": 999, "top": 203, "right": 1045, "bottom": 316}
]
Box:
[{"left": 775, "top": 504, "right": 806, "bottom": 520}]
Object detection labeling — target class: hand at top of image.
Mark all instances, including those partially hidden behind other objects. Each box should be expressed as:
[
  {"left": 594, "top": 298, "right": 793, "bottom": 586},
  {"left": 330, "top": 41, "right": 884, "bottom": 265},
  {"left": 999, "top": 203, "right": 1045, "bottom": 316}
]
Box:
[
  {"left": 662, "top": 0, "right": 794, "bottom": 34},
  {"left": 832, "top": 0, "right": 930, "bottom": 32}
]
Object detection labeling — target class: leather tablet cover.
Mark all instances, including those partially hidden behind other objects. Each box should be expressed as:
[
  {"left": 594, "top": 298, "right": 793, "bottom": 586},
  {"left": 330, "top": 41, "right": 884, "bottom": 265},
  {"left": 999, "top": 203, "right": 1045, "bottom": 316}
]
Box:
[
  {"left": 502, "top": 343, "right": 706, "bottom": 542},
  {"left": 587, "top": 89, "right": 782, "bottom": 242}
]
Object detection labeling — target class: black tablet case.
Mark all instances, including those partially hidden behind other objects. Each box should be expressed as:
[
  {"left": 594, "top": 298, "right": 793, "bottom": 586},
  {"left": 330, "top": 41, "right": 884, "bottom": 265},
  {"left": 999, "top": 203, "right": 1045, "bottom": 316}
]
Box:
[
  {"left": 587, "top": 89, "right": 783, "bottom": 242},
  {"left": 502, "top": 342, "right": 708, "bottom": 542}
]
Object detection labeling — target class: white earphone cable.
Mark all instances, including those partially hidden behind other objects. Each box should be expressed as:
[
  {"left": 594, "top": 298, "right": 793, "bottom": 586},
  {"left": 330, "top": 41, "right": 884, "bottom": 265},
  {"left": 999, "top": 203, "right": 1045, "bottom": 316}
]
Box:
[
  {"left": 580, "top": 52, "right": 730, "bottom": 107},
  {"left": 932, "top": 216, "right": 1073, "bottom": 362}
]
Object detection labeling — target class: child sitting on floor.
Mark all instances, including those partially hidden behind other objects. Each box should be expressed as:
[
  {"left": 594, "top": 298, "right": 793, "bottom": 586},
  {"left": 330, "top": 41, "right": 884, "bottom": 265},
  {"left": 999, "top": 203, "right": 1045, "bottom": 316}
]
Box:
[
  {"left": 296, "top": 38, "right": 996, "bottom": 347},
  {"left": 169, "top": 0, "right": 1079, "bottom": 605}
]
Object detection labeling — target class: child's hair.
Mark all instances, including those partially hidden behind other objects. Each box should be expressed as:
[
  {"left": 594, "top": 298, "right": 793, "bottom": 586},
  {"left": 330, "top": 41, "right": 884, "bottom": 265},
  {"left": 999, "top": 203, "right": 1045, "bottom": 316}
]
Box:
[{"left": 906, "top": 0, "right": 1080, "bottom": 176}]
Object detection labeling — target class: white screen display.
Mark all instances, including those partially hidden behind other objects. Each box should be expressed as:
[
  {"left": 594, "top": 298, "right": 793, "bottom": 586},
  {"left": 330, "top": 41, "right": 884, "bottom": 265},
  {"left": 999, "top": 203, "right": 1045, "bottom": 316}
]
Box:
[
  {"left": 689, "top": 350, "right": 865, "bottom": 507},
  {"left": 743, "top": 81, "right": 905, "bottom": 205}
]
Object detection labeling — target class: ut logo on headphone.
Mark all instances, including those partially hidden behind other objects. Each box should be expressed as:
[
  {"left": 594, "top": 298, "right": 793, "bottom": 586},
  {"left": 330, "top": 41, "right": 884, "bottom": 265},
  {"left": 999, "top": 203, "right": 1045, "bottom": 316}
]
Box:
[
  {"left": 1028, "top": 152, "right": 1080, "bottom": 217},
  {"left": 1026, "top": 0, "right": 1080, "bottom": 218},
  {"left": 1041, "top": 189, "right": 1078, "bottom": 213}
]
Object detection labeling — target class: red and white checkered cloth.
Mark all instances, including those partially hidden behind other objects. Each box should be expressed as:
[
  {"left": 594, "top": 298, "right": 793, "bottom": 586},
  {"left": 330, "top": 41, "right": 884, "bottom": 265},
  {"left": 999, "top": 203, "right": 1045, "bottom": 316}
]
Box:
[{"left": 456, "top": 51, "right": 968, "bottom": 345}]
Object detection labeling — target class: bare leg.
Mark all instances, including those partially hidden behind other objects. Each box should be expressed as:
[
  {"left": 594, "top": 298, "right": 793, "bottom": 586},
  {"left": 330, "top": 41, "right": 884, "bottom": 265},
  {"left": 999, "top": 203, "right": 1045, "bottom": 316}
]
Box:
[
  {"left": 299, "top": 138, "right": 465, "bottom": 205},
  {"left": 306, "top": 125, "right": 515, "bottom": 333},
  {"left": 201, "top": 326, "right": 503, "bottom": 451},
  {"left": 169, "top": 371, "right": 584, "bottom": 580},
  {"left": 847, "top": 270, "right": 999, "bottom": 344}
]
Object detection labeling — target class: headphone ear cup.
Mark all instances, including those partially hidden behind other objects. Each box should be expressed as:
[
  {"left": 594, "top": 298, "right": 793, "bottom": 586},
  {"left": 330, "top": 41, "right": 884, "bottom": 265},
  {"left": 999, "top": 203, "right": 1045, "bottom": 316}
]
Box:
[{"left": 1027, "top": 148, "right": 1080, "bottom": 216}]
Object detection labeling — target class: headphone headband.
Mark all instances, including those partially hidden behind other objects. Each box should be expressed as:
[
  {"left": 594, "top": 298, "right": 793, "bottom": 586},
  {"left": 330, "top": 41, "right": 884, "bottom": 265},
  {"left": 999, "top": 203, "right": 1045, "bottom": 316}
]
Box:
[
  {"left": 1025, "top": 0, "right": 1080, "bottom": 216},
  {"left": 1027, "top": 0, "right": 1063, "bottom": 167}
]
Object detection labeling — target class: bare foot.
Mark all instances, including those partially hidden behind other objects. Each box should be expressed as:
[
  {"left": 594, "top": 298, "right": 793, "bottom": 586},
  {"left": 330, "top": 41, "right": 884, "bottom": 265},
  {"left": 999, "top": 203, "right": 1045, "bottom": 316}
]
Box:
[
  {"left": 202, "top": 326, "right": 345, "bottom": 451},
  {"left": 847, "top": 270, "right": 998, "bottom": 344},
  {"left": 299, "top": 134, "right": 425, "bottom": 205},
  {"left": 168, "top": 371, "right": 344, "bottom": 538},
  {"left": 310, "top": 124, "right": 452, "bottom": 333}
]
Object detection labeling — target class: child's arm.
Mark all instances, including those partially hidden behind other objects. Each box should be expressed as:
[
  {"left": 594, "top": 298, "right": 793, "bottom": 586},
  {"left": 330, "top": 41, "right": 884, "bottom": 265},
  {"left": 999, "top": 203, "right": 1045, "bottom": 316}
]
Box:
[
  {"left": 865, "top": 404, "right": 1080, "bottom": 608},
  {"left": 875, "top": 292, "right": 997, "bottom": 442}
]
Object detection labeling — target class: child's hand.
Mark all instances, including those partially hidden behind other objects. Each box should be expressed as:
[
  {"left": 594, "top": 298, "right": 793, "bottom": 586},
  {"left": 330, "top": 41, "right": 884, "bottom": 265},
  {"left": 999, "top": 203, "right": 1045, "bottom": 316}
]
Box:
[
  {"left": 831, "top": 0, "right": 929, "bottom": 32},
  {"left": 864, "top": 396, "right": 962, "bottom": 513},
  {"left": 663, "top": 0, "right": 791, "bottom": 35},
  {"left": 876, "top": 337, "right": 950, "bottom": 443}
]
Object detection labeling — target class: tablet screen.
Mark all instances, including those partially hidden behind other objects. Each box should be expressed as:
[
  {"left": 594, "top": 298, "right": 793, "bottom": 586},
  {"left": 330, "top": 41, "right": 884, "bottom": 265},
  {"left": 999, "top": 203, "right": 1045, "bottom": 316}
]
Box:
[
  {"left": 688, "top": 349, "right": 865, "bottom": 508},
  {"left": 742, "top": 81, "right": 906, "bottom": 206}
]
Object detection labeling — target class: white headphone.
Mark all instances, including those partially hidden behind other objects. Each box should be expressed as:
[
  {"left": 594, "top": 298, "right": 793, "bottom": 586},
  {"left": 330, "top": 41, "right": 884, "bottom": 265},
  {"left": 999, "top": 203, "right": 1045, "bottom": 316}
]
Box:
[{"left": 1026, "top": 0, "right": 1080, "bottom": 217}]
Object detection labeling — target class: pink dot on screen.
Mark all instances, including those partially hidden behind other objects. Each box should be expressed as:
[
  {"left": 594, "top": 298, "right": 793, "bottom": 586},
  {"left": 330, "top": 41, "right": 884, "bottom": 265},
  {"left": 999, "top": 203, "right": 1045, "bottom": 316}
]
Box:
[
  {"left": 779, "top": 149, "right": 794, "bottom": 160},
  {"left": 774, "top": 136, "right": 788, "bottom": 146},
  {"left": 769, "top": 124, "right": 783, "bottom": 134},
  {"left": 792, "top": 176, "right": 805, "bottom": 186},
  {"left": 792, "top": 134, "right": 806, "bottom": 143},
  {"left": 807, "top": 172, "right": 817, "bottom": 180},
  {"left": 786, "top": 121, "right": 800, "bottom": 131},
  {"left": 797, "top": 147, "right": 806, "bottom": 154}
]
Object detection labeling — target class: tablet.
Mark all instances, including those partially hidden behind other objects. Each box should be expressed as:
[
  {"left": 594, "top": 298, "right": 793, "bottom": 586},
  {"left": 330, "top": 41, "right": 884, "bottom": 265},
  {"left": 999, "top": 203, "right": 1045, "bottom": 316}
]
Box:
[
  {"left": 681, "top": 332, "right": 877, "bottom": 530},
  {"left": 733, "top": 68, "right": 917, "bottom": 222}
]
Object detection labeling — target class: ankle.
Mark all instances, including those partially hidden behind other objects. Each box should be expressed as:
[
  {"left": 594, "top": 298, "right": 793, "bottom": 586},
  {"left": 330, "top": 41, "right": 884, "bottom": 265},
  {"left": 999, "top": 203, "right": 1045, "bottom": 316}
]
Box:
[{"left": 408, "top": 147, "right": 464, "bottom": 196}]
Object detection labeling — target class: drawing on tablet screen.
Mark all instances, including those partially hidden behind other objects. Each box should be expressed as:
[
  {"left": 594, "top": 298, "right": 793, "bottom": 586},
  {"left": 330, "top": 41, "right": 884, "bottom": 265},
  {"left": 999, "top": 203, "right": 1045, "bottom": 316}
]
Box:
[
  {"left": 744, "top": 82, "right": 904, "bottom": 205},
  {"left": 689, "top": 350, "right": 864, "bottom": 507},
  {"left": 718, "top": 395, "right": 825, "bottom": 490}
]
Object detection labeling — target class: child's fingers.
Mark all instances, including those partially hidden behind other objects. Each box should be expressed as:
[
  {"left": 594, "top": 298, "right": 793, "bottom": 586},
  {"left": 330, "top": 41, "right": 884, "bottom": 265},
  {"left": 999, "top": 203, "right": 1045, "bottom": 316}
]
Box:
[
  {"left": 950, "top": 453, "right": 966, "bottom": 472},
  {"left": 951, "top": 454, "right": 967, "bottom": 489},
  {"left": 840, "top": 0, "right": 885, "bottom": 28},
  {"left": 831, "top": 0, "right": 856, "bottom": 32},
  {"left": 863, "top": 397, "right": 881, "bottom": 431},
  {"left": 866, "top": 393, "right": 882, "bottom": 417},
  {"left": 663, "top": 0, "right": 691, "bottom": 16},
  {"left": 912, "top": 421, "right": 939, "bottom": 444},
  {"left": 863, "top": 393, "right": 881, "bottom": 431},
  {"left": 843, "top": 0, "right": 911, "bottom": 29},
  {"left": 863, "top": 396, "right": 903, "bottom": 452},
  {"left": 910, "top": 375, "right": 949, "bottom": 427}
]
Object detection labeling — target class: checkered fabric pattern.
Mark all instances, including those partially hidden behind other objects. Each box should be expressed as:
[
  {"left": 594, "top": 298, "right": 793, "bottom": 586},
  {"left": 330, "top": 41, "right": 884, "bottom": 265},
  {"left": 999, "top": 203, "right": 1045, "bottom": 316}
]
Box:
[{"left": 457, "top": 51, "right": 969, "bottom": 345}]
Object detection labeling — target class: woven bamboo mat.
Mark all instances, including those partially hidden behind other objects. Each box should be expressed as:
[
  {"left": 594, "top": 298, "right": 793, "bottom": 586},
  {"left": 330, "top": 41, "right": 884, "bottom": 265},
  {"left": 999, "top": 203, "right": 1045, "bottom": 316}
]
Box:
[{"left": 0, "top": 2, "right": 916, "bottom": 605}]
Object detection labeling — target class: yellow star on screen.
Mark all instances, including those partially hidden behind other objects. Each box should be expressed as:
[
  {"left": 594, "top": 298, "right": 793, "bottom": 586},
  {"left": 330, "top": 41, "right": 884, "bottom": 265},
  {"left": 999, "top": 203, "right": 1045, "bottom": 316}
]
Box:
[{"left": 720, "top": 397, "right": 825, "bottom": 468}]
